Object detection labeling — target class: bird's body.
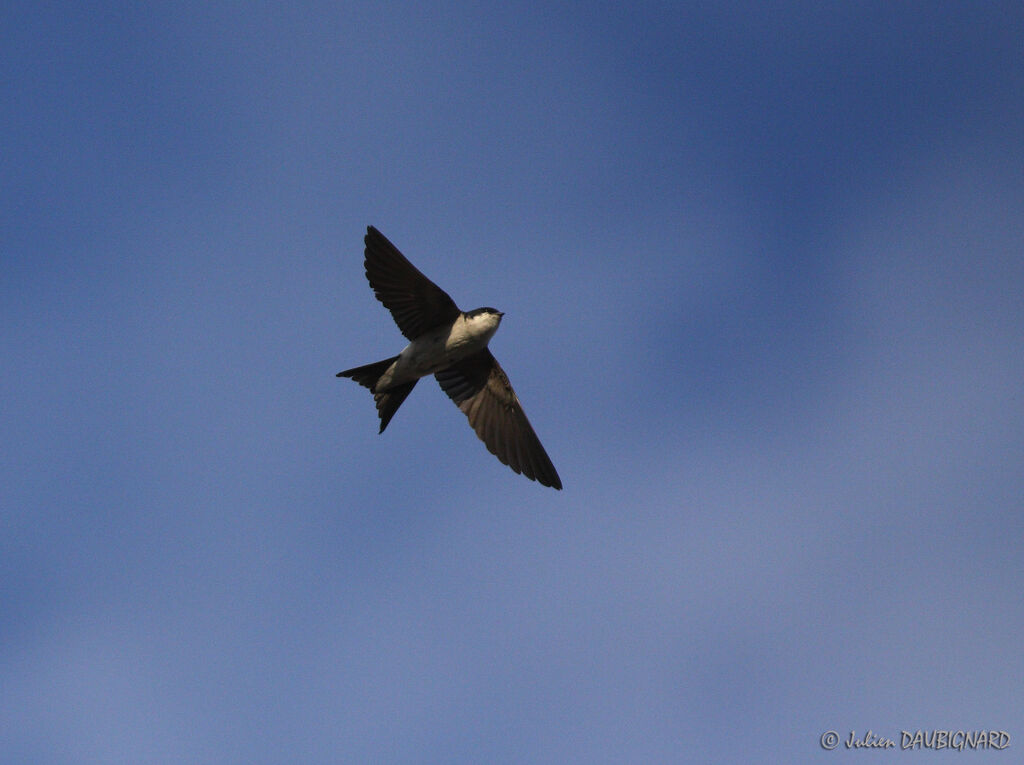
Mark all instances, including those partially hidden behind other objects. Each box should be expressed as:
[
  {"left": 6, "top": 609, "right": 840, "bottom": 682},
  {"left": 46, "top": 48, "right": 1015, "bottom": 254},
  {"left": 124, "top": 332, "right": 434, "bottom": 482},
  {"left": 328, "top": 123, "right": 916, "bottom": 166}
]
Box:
[
  {"left": 373, "top": 309, "right": 503, "bottom": 391},
  {"left": 337, "top": 227, "right": 562, "bottom": 490}
]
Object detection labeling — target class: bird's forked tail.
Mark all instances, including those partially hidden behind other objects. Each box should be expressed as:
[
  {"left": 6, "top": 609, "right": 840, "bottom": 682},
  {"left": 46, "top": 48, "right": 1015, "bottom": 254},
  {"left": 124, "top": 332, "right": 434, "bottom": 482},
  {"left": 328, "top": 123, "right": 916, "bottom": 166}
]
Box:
[{"left": 337, "top": 356, "right": 416, "bottom": 433}]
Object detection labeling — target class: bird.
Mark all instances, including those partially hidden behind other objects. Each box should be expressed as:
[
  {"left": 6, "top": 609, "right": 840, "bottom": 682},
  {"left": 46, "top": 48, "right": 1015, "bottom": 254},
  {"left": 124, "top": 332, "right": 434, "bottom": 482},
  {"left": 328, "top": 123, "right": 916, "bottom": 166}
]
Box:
[{"left": 337, "top": 226, "right": 562, "bottom": 490}]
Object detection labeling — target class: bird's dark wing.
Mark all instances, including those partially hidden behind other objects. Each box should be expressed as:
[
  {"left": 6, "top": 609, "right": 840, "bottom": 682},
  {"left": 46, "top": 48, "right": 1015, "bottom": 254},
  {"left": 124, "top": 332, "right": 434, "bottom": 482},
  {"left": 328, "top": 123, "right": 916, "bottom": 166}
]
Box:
[
  {"left": 435, "top": 350, "right": 562, "bottom": 490},
  {"left": 363, "top": 226, "right": 461, "bottom": 340}
]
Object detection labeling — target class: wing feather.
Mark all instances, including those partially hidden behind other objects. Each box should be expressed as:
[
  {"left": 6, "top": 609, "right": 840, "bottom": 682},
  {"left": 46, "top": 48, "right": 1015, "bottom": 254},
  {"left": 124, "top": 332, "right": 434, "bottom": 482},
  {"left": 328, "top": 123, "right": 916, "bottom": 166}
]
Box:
[
  {"left": 435, "top": 350, "right": 562, "bottom": 489},
  {"left": 363, "top": 226, "right": 461, "bottom": 339}
]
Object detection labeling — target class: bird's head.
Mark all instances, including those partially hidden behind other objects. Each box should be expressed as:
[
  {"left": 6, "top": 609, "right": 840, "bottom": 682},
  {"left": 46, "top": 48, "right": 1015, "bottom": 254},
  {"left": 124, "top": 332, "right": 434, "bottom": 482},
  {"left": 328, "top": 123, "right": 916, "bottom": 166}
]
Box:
[{"left": 464, "top": 307, "right": 504, "bottom": 337}]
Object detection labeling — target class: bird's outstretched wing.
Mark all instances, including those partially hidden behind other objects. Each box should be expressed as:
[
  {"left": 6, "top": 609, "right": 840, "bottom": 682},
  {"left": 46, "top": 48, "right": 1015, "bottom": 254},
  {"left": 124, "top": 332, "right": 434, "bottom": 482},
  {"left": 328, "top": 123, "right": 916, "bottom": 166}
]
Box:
[
  {"left": 363, "top": 226, "right": 461, "bottom": 340},
  {"left": 435, "top": 350, "right": 562, "bottom": 490}
]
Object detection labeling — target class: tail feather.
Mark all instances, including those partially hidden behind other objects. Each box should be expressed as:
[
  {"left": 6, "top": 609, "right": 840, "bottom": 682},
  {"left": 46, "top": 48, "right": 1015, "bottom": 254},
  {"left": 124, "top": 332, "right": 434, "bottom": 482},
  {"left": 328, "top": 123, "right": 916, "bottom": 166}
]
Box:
[
  {"left": 337, "top": 356, "right": 416, "bottom": 433},
  {"left": 337, "top": 356, "right": 398, "bottom": 390},
  {"left": 373, "top": 380, "right": 416, "bottom": 433}
]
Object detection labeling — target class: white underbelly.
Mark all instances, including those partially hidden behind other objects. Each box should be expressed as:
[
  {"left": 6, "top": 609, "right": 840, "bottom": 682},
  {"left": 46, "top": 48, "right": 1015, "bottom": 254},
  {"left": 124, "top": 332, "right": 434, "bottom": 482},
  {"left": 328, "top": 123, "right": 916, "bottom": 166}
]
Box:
[{"left": 381, "top": 317, "right": 494, "bottom": 389}]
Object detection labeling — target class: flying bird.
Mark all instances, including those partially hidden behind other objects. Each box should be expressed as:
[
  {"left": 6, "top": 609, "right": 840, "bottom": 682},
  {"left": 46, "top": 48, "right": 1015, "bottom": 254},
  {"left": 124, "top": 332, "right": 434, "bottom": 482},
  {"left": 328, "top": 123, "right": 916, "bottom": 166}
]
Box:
[{"left": 337, "top": 226, "right": 562, "bottom": 490}]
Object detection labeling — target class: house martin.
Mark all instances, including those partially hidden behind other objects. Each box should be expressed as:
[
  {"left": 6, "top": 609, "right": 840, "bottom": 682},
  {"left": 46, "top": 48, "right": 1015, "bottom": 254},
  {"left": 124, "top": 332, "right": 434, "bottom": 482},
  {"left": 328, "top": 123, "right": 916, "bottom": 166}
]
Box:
[{"left": 337, "top": 226, "right": 562, "bottom": 490}]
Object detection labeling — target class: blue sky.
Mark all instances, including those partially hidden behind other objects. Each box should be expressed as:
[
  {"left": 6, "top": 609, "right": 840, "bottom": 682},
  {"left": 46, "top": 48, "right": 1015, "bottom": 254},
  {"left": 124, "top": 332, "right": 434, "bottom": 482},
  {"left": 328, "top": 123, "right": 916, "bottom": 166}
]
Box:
[{"left": 3, "top": 2, "right": 1023, "bottom": 762}]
